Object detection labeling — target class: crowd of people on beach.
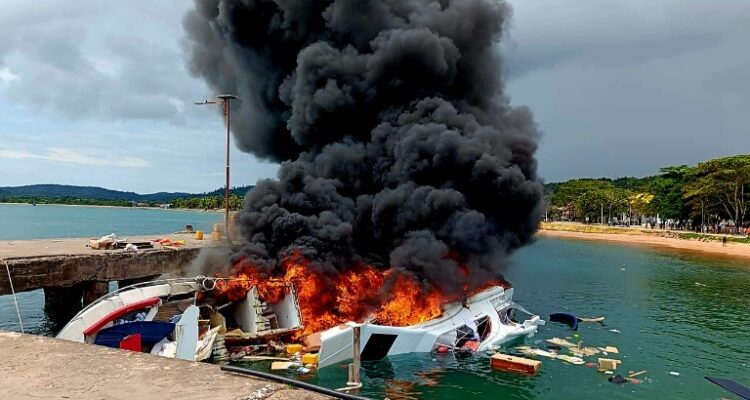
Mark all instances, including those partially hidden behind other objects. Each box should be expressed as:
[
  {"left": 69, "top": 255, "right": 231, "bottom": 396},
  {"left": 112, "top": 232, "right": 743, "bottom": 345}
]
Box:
[{"left": 571, "top": 216, "right": 750, "bottom": 237}]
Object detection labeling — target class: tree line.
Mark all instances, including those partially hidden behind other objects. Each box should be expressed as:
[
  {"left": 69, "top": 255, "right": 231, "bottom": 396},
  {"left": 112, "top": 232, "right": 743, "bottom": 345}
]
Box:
[
  {"left": 171, "top": 194, "right": 243, "bottom": 210},
  {"left": 0, "top": 194, "right": 244, "bottom": 210},
  {"left": 0, "top": 196, "right": 133, "bottom": 207},
  {"left": 545, "top": 155, "right": 750, "bottom": 233}
]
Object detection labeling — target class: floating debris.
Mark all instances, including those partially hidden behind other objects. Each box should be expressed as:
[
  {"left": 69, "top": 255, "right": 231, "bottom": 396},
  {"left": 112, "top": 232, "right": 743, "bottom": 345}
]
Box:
[
  {"left": 301, "top": 353, "right": 319, "bottom": 365},
  {"left": 599, "top": 346, "right": 619, "bottom": 354},
  {"left": 516, "top": 346, "right": 558, "bottom": 359},
  {"left": 549, "top": 312, "right": 579, "bottom": 331},
  {"left": 491, "top": 353, "right": 541, "bottom": 375},
  {"left": 598, "top": 358, "right": 622, "bottom": 372},
  {"left": 578, "top": 316, "right": 606, "bottom": 323},
  {"left": 546, "top": 337, "right": 577, "bottom": 348},
  {"left": 557, "top": 354, "right": 585, "bottom": 365},
  {"left": 271, "top": 362, "right": 294, "bottom": 371}
]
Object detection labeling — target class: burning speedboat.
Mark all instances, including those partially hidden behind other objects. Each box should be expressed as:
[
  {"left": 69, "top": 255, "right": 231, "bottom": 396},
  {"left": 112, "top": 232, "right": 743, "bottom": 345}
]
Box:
[
  {"left": 316, "top": 285, "right": 543, "bottom": 368},
  {"left": 57, "top": 274, "right": 543, "bottom": 368},
  {"left": 175, "top": 0, "right": 548, "bottom": 375}
]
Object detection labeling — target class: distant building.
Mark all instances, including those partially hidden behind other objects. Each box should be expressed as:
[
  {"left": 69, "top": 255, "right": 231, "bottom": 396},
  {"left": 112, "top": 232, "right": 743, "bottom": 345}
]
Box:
[{"left": 159, "top": 203, "right": 173, "bottom": 209}]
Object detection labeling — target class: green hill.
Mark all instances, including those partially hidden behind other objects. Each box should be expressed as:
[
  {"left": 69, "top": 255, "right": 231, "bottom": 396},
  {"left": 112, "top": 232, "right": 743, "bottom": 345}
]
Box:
[{"left": 0, "top": 184, "right": 254, "bottom": 203}]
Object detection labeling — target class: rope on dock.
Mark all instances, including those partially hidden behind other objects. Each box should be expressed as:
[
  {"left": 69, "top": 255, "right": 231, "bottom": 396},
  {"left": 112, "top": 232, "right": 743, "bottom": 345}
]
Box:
[{"left": 3, "top": 259, "right": 25, "bottom": 333}]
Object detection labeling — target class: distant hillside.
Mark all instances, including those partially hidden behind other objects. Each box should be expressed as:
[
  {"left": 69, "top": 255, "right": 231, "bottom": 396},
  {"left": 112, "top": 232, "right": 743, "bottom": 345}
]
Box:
[
  {"left": 0, "top": 184, "right": 254, "bottom": 202},
  {"left": 204, "top": 186, "right": 254, "bottom": 197}
]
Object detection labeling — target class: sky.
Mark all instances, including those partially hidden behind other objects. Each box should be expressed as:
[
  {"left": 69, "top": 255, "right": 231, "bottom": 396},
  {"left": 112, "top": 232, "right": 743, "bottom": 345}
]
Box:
[{"left": 0, "top": 1, "right": 748, "bottom": 193}]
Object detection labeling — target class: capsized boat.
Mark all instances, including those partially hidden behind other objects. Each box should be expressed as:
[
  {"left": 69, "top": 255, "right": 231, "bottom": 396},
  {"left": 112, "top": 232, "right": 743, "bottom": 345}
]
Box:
[
  {"left": 316, "top": 286, "right": 544, "bottom": 368},
  {"left": 56, "top": 276, "right": 544, "bottom": 368},
  {"left": 57, "top": 277, "right": 305, "bottom": 361},
  {"left": 57, "top": 277, "right": 216, "bottom": 360}
]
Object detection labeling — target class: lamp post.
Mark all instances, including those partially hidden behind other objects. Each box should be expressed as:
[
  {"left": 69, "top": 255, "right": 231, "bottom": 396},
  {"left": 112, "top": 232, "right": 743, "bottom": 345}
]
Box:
[{"left": 195, "top": 94, "right": 238, "bottom": 238}]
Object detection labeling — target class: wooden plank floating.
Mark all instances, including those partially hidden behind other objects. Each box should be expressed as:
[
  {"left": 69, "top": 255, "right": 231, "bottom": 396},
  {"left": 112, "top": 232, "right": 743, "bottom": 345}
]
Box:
[
  {"left": 490, "top": 353, "right": 541, "bottom": 375},
  {"left": 598, "top": 358, "right": 622, "bottom": 371}
]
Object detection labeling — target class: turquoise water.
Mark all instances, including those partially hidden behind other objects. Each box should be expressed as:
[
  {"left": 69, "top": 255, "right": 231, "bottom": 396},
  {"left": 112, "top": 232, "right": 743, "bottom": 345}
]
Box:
[
  {"left": 240, "top": 238, "right": 750, "bottom": 399},
  {"left": 2, "top": 225, "right": 749, "bottom": 398},
  {"left": 0, "top": 203, "right": 220, "bottom": 240}
]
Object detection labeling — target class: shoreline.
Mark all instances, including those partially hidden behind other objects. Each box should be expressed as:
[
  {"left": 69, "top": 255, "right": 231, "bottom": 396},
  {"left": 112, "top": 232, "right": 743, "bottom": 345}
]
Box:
[
  {"left": 2, "top": 203, "right": 748, "bottom": 262},
  {"left": 0, "top": 202, "right": 224, "bottom": 213},
  {"left": 538, "top": 226, "right": 750, "bottom": 262}
]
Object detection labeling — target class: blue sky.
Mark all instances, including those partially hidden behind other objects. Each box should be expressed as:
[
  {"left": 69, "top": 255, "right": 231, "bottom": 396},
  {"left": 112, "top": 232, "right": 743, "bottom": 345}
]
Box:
[{"left": 1, "top": 0, "right": 748, "bottom": 193}]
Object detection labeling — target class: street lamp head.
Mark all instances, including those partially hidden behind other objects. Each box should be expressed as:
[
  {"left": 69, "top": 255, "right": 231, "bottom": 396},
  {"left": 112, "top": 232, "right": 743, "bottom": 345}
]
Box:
[{"left": 217, "top": 94, "right": 238, "bottom": 100}]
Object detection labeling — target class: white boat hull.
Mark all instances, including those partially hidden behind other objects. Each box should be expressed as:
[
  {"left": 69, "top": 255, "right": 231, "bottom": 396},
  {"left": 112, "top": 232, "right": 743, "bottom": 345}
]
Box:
[
  {"left": 56, "top": 278, "right": 543, "bottom": 370},
  {"left": 317, "top": 286, "right": 544, "bottom": 368},
  {"left": 57, "top": 279, "right": 202, "bottom": 343}
]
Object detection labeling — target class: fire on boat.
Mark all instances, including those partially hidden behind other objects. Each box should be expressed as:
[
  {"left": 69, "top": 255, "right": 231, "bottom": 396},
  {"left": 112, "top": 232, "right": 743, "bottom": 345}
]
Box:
[{"left": 56, "top": 273, "right": 544, "bottom": 369}]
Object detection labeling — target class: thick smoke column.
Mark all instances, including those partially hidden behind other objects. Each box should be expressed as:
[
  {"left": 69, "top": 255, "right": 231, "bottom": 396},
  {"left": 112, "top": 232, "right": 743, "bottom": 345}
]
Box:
[{"left": 184, "top": 0, "right": 543, "bottom": 294}]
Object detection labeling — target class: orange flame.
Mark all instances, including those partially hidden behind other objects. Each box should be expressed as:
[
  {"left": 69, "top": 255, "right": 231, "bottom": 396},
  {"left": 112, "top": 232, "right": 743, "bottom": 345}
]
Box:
[{"left": 210, "top": 251, "right": 509, "bottom": 338}]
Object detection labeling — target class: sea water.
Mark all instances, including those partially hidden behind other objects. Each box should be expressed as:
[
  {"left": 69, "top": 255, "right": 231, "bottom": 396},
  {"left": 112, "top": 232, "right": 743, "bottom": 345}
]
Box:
[
  {"left": 1, "top": 217, "right": 749, "bottom": 398},
  {"left": 0, "top": 203, "right": 220, "bottom": 240},
  {"left": 243, "top": 238, "right": 750, "bottom": 399}
]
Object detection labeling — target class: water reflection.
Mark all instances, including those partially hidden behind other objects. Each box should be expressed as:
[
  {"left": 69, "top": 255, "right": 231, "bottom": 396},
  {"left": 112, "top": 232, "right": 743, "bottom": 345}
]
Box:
[{"left": 313, "top": 352, "right": 537, "bottom": 400}]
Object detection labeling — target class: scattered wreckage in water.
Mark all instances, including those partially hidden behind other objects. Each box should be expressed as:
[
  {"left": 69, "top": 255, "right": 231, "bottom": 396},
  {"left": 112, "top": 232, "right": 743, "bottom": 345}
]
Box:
[{"left": 57, "top": 276, "right": 544, "bottom": 370}]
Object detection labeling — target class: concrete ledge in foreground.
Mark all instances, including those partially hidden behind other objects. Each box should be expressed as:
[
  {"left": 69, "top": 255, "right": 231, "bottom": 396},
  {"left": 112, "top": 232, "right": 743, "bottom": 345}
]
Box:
[{"left": 0, "top": 332, "right": 326, "bottom": 400}]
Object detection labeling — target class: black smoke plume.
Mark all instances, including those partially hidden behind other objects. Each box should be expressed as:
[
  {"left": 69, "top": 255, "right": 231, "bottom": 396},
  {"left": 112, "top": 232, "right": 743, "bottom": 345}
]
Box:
[{"left": 184, "top": 0, "right": 543, "bottom": 294}]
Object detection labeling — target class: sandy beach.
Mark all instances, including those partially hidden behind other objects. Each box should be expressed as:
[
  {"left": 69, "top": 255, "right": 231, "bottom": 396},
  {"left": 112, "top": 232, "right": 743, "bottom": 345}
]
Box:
[{"left": 538, "top": 224, "right": 750, "bottom": 262}]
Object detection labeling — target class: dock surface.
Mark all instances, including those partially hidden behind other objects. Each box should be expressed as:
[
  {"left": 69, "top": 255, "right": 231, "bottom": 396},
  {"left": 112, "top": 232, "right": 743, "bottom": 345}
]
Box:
[
  {"left": 0, "top": 233, "right": 209, "bottom": 259},
  {"left": 0, "top": 332, "right": 326, "bottom": 400},
  {"left": 0, "top": 233, "right": 221, "bottom": 295}
]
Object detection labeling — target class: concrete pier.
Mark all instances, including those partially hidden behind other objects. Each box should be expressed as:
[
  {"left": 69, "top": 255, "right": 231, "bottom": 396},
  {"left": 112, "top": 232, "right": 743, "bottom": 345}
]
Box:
[
  {"left": 0, "top": 234, "right": 225, "bottom": 321},
  {"left": 0, "top": 233, "right": 217, "bottom": 294},
  {"left": 0, "top": 332, "right": 325, "bottom": 400}
]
